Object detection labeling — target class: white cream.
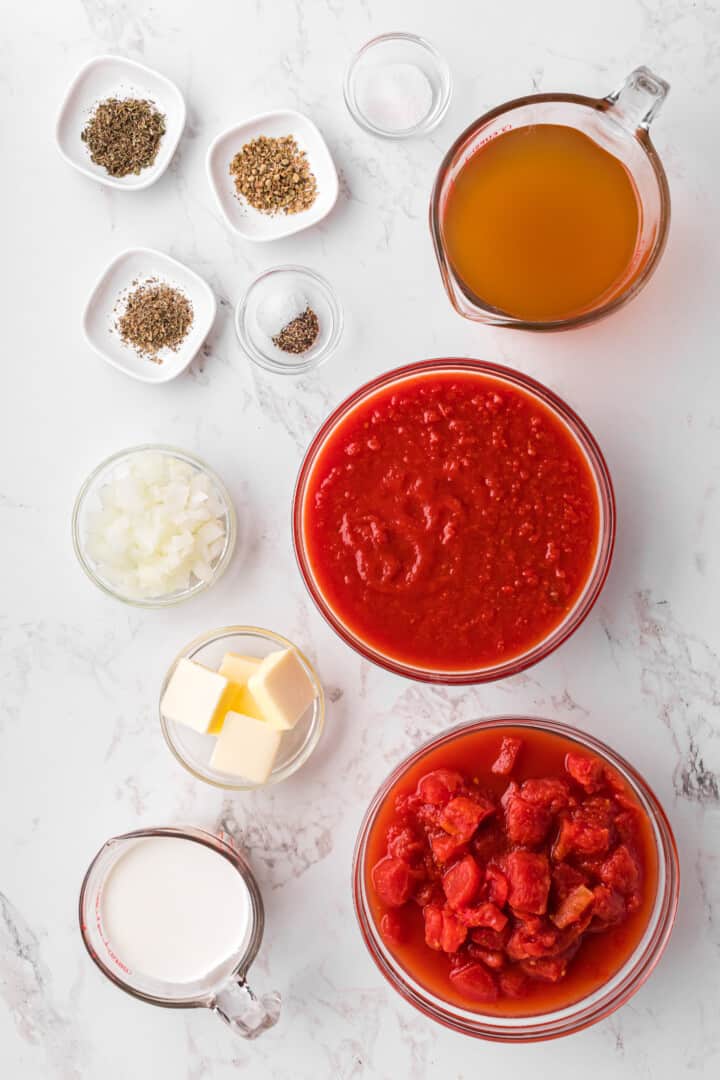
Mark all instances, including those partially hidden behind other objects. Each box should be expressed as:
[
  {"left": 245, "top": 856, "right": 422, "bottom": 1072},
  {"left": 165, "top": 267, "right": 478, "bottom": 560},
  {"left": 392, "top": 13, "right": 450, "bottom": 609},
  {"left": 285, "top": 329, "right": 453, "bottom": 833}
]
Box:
[{"left": 101, "top": 836, "right": 252, "bottom": 985}]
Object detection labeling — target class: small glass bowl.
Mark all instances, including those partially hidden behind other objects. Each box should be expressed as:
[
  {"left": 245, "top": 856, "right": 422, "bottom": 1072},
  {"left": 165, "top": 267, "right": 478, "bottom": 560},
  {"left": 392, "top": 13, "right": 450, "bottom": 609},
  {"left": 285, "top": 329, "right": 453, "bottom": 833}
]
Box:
[
  {"left": 293, "top": 359, "right": 616, "bottom": 685},
  {"left": 344, "top": 32, "right": 452, "bottom": 139},
  {"left": 353, "top": 716, "right": 679, "bottom": 1042},
  {"left": 159, "top": 626, "right": 325, "bottom": 791},
  {"left": 236, "top": 265, "right": 343, "bottom": 376},
  {"left": 72, "top": 445, "right": 236, "bottom": 608}
]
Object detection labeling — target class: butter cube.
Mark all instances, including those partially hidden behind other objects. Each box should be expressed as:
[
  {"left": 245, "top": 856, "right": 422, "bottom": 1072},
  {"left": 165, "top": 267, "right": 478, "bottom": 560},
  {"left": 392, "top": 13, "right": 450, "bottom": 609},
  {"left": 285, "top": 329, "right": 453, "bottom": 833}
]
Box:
[
  {"left": 218, "top": 652, "right": 261, "bottom": 685},
  {"left": 247, "top": 648, "right": 316, "bottom": 731},
  {"left": 217, "top": 652, "right": 265, "bottom": 720},
  {"left": 209, "top": 711, "right": 282, "bottom": 783},
  {"left": 161, "top": 658, "right": 234, "bottom": 735}
]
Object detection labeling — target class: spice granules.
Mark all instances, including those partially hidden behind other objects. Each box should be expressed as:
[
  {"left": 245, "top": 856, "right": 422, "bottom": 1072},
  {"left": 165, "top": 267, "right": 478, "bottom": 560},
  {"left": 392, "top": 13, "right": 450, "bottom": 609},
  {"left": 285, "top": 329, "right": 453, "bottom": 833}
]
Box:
[
  {"left": 116, "top": 280, "right": 194, "bottom": 363},
  {"left": 272, "top": 307, "right": 320, "bottom": 354},
  {"left": 229, "top": 135, "right": 317, "bottom": 215},
  {"left": 82, "top": 98, "right": 166, "bottom": 177}
]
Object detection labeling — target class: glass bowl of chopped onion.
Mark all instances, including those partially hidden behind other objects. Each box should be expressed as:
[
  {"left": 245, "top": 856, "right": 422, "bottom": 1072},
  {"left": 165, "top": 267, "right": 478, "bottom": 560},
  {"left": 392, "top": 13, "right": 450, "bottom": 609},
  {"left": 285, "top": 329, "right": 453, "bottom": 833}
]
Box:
[{"left": 72, "top": 445, "right": 236, "bottom": 607}]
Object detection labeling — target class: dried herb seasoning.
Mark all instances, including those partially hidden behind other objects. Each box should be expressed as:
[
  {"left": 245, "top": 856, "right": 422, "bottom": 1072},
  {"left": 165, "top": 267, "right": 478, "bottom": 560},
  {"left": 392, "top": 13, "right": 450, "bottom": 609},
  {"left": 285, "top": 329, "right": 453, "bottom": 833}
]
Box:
[
  {"left": 116, "top": 280, "right": 194, "bottom": 362},
  {"left": 82, "top": 98, "right": 166, "bottom": 177},
  {"left": 229, "top": 135, "right": 317, "bottom": 215},
  {"left": 272, "top": 307, "right": 320, "bottom": 354}
]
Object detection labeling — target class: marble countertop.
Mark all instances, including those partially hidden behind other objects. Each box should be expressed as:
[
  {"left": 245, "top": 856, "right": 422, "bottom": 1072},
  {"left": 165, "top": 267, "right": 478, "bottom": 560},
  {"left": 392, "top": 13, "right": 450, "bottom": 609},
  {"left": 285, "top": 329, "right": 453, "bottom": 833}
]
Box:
[{"left": 2, "top": 0, "right": 718, "bottom": 1076}]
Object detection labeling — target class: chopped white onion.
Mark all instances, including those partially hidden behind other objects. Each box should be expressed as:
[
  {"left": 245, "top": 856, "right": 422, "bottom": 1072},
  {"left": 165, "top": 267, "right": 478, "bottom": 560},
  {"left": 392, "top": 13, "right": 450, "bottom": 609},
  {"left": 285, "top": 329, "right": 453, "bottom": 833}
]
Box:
[{"left": 84, "top": 451, "right": 229, "bottom": 599}]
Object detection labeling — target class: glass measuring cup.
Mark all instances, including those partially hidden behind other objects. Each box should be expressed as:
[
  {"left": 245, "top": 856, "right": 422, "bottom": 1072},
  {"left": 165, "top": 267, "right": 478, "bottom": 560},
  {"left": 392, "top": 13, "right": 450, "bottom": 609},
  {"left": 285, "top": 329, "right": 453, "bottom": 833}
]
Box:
[
  {"left": 79, "top": 826, "right": 280, "bottom": 1038},
  {"left": 430, "top": 67, "right": 670, "bottom": 330}
]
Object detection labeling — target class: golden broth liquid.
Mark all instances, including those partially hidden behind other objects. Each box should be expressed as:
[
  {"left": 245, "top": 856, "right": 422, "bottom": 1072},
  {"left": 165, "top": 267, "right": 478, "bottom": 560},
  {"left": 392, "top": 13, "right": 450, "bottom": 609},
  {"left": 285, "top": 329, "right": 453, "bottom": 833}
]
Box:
[{"left": 441, "top": 124, "right": 641, "bottom": 322}]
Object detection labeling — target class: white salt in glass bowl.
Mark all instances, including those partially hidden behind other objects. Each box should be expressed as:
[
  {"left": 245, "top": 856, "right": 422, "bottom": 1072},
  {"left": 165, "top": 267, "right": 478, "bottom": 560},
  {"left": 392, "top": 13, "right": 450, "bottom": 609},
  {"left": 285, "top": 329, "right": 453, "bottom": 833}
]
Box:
[
  {"left": 344, "top": 33, "right": 452, "bottom": 138},
  {"left": 72, "top": 445, "right": 236, "bottom": 607},
  {"left": 82, "top": 248, "right": 217, "bottom": 383},
  {"left": 206, "top": 110, "right": 339, "bottom": 241},
  {"left": 236, "top": 265, "right": 343, "bottom": 375},
  {"left": 55, "top": 55, "right": 185, "bottom": 190},
  {"left": 159, "top": 626, "right": 325, "bottom": 790}
]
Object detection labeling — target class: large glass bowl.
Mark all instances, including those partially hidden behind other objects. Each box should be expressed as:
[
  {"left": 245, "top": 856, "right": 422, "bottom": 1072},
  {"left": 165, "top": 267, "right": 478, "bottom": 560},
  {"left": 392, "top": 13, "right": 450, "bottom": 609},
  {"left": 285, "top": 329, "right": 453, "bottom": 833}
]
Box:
[
  {"left": 352, "top": 716, "right": 679, "bottom": 1042},
  {"left": 292, "top": 359, "right": 615, "bottom": 684}
]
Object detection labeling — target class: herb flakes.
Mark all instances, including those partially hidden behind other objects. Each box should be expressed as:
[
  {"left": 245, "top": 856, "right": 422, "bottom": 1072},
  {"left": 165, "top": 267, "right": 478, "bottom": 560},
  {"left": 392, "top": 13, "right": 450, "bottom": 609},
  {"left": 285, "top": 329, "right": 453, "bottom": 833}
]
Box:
[
  {"left": 82, "top": 98, "right": 166, "bottom": 178},
  {"left": 116, "top": 280, "right": 194, "bottom": 363},
  {"left": 229, "top": 135, "right": 318, "bottom": 215}
]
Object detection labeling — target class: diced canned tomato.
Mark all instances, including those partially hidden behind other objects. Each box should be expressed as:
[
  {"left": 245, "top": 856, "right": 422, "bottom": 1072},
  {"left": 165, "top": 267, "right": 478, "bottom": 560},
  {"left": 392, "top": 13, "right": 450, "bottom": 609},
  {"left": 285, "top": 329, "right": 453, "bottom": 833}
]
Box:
[
  {"left": 449, "top": 962, "right": 498, "bottom": 1002},
  {"left": 506, "top": 851, "right": 551, "bottom": 915},
  {"left": 440, "top": 796, "right": 494, "bottom": 842},
  {"left": 443, "top": 854, "right": 482, "bottom": 910},
  {"left": 491, "top": 736, "right": 524, "bottom": 776},
  {"left": 371, "top": 857, "right": 413, "bottom": 907}
]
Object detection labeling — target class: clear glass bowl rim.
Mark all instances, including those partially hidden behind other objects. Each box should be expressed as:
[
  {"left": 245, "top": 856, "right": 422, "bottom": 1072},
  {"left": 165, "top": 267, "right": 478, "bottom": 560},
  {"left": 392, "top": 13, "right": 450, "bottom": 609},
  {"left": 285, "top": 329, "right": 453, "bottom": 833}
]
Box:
[
  {"left": 343, "top": 31, "right": 453, "bottom": 139},
  {"left": 71, "top": 443, "right": 237, "bottom": 608},
  {"left": 292, "top": 358, "right": 616, "bottom": 684},
  {"left": 429, "top": 90, "right": 671, "bottom": 330},
  {"left": 235, "top": 264, "right": 344, "bottom": 375},
  {"left": 352, "top": 715, "right": 680, "bottom": 1042},
  {"left": 159, "top": 625, "right": 325, "bottom": 790}
]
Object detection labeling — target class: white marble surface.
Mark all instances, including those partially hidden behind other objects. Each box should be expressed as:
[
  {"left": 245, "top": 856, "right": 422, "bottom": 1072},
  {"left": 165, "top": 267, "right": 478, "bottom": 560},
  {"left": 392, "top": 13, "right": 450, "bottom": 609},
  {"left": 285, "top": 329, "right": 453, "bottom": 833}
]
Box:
[{"left": 2, "top": 0, "right": 719, "bottom": 1076}]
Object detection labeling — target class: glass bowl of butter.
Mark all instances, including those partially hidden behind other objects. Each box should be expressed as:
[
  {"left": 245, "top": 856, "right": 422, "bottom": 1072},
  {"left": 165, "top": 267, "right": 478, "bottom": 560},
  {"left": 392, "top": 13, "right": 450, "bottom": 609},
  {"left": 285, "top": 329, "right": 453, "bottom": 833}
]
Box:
[{"left": 159, "top": 626, "right": 325, "bottom": 790}]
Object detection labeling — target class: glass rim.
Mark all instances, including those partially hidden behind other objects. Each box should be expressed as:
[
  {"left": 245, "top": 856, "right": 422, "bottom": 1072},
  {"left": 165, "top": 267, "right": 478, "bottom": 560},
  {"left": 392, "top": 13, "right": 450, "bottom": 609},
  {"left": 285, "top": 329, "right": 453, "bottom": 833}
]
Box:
[
  {"left": 235, "top": 264, "right": 344, "bottom": 376},
  {"left": 71, "top": 443, "right": 237, "bottom": 608},
  {"left": 159, "top": 625, "right": 325, "bottom": 790},
  {"left": 292, "top": 358, "right": 616, "bottom": 684},
  {"left": 352, "top": 715, "right": 680, "bottom": 1041},
  {"left": 429, "top": 90, "right": 671, "bottom": 331},
  {"left": 343, "top": 32, "right": 453, "bottom": 139},
  {"left": 78, "top": 825, "right": 265, "bottom": 1010}
]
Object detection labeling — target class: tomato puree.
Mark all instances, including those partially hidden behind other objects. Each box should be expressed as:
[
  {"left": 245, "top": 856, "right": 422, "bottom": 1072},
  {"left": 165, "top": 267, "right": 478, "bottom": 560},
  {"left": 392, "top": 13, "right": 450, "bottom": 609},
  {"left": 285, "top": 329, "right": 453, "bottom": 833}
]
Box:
[
  {"left": 302, "top": 371, "right": 600, "bottom": 672},
  {"left": 365, "top": 725, "right": 657, "bottom": 1016}
]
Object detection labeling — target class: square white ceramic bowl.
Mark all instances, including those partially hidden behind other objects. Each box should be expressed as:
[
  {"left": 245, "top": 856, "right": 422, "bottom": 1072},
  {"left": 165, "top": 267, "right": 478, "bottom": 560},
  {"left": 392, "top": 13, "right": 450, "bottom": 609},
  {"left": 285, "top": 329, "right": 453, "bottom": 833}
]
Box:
[
  {"left": 206, "top": 110, "right": 339, "bottom": 240},
  {"left": 82, "top": 248, "right": 217, "bottom": 383},
  {"left": 55, "top": 55, "right": 185, "bottom": 190}
]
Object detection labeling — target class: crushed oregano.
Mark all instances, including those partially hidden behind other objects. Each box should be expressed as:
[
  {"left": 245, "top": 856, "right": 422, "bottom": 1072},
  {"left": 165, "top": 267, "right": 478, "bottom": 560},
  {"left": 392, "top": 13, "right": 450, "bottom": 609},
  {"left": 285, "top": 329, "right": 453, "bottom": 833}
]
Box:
[
  {"left": 115, "top": 280, "right": 194, "bottom": 363},
  {"left": 81, "top": 98, "right": 166, "bottom": 177},
  {"left": 229, "top": 134, "right": 318, "bottom": 215},
  {"left": 272, "top": 307, "right": 320, "bottom": 354}
]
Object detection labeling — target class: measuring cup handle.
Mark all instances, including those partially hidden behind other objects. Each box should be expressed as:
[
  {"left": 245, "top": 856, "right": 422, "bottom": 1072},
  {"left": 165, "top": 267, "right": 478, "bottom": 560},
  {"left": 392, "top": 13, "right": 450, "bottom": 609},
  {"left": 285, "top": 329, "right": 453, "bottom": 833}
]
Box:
[
  {"left": 213, "top": 976, "right": 281, "bottom": 1039},
  {"left": 604, "top": 66, "right": 670, "bottom": 132}
]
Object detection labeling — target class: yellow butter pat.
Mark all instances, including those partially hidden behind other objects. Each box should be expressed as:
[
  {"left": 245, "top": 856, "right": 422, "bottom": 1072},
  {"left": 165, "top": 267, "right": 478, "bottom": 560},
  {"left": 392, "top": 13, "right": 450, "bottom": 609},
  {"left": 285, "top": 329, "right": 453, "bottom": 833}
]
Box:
[
  {"left": 161, "top": 658, "right": 234, "bottom": 735},
  {"left": 218, "top": 652, "right": 261, "bottom": 685},
  {"left": 247, "top": 648, "right": 316, "bottom": 731},
  {"left": 209, "top": 711, "right": 282, "bottom": 783}
]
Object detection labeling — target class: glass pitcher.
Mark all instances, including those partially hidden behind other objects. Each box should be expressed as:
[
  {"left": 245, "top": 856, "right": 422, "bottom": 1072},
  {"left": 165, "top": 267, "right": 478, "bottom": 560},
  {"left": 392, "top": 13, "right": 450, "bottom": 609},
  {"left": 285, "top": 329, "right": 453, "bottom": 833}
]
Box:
[
  {"left": 430, "top": 66, "right": 670, "bottom": 330},
  {"left": 79, "top": 826, "right": 280, "bottom": 1039}
]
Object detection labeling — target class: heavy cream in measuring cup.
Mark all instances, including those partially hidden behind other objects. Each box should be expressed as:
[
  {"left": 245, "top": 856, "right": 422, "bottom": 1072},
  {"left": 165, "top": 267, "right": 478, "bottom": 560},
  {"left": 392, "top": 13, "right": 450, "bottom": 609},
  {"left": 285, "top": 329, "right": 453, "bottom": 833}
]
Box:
[{"left": 100, "top": 835, "right": 252, "bottom": 984}]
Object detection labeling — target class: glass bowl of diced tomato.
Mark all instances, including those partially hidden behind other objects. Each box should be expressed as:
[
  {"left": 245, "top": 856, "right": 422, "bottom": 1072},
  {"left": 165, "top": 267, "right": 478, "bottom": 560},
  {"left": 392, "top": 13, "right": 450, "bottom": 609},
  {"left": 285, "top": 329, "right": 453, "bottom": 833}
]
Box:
[{"left": 352, "top": 717, "right": 678, "bottom": 1041}]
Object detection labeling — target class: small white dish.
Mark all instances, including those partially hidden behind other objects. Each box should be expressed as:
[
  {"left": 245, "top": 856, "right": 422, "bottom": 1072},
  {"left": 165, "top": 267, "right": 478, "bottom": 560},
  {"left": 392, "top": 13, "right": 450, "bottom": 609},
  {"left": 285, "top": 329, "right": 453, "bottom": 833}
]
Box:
[
  {"left": 236, "top": 265, "right": 343, "bottom": 375},
  {"left": 55, "top": 54, "right": 185, "bottom": 190},
  {"left": 82, "top": 247, "right": 217, "bottom": 384},
  {"left": 207, "top": 110, "right": 339, "bottom": 241}
]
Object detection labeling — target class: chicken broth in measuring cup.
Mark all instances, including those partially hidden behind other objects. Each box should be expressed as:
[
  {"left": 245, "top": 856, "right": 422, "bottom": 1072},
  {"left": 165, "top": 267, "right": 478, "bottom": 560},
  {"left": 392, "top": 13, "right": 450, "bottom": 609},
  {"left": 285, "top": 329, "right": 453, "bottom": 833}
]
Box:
[{"left": 441, "top": 124, "right": 641, "bottom": 323}]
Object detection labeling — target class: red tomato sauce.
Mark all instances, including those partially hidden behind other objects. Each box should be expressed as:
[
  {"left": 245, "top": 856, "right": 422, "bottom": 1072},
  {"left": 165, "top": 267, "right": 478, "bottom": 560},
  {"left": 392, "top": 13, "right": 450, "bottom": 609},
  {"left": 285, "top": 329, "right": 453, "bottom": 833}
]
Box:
[
  {"left": 364, "top": 726, "right": 658, "bottom": 1016},
  {"left": 303, "top": 372, "right": 600, "bottom": 671}
]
